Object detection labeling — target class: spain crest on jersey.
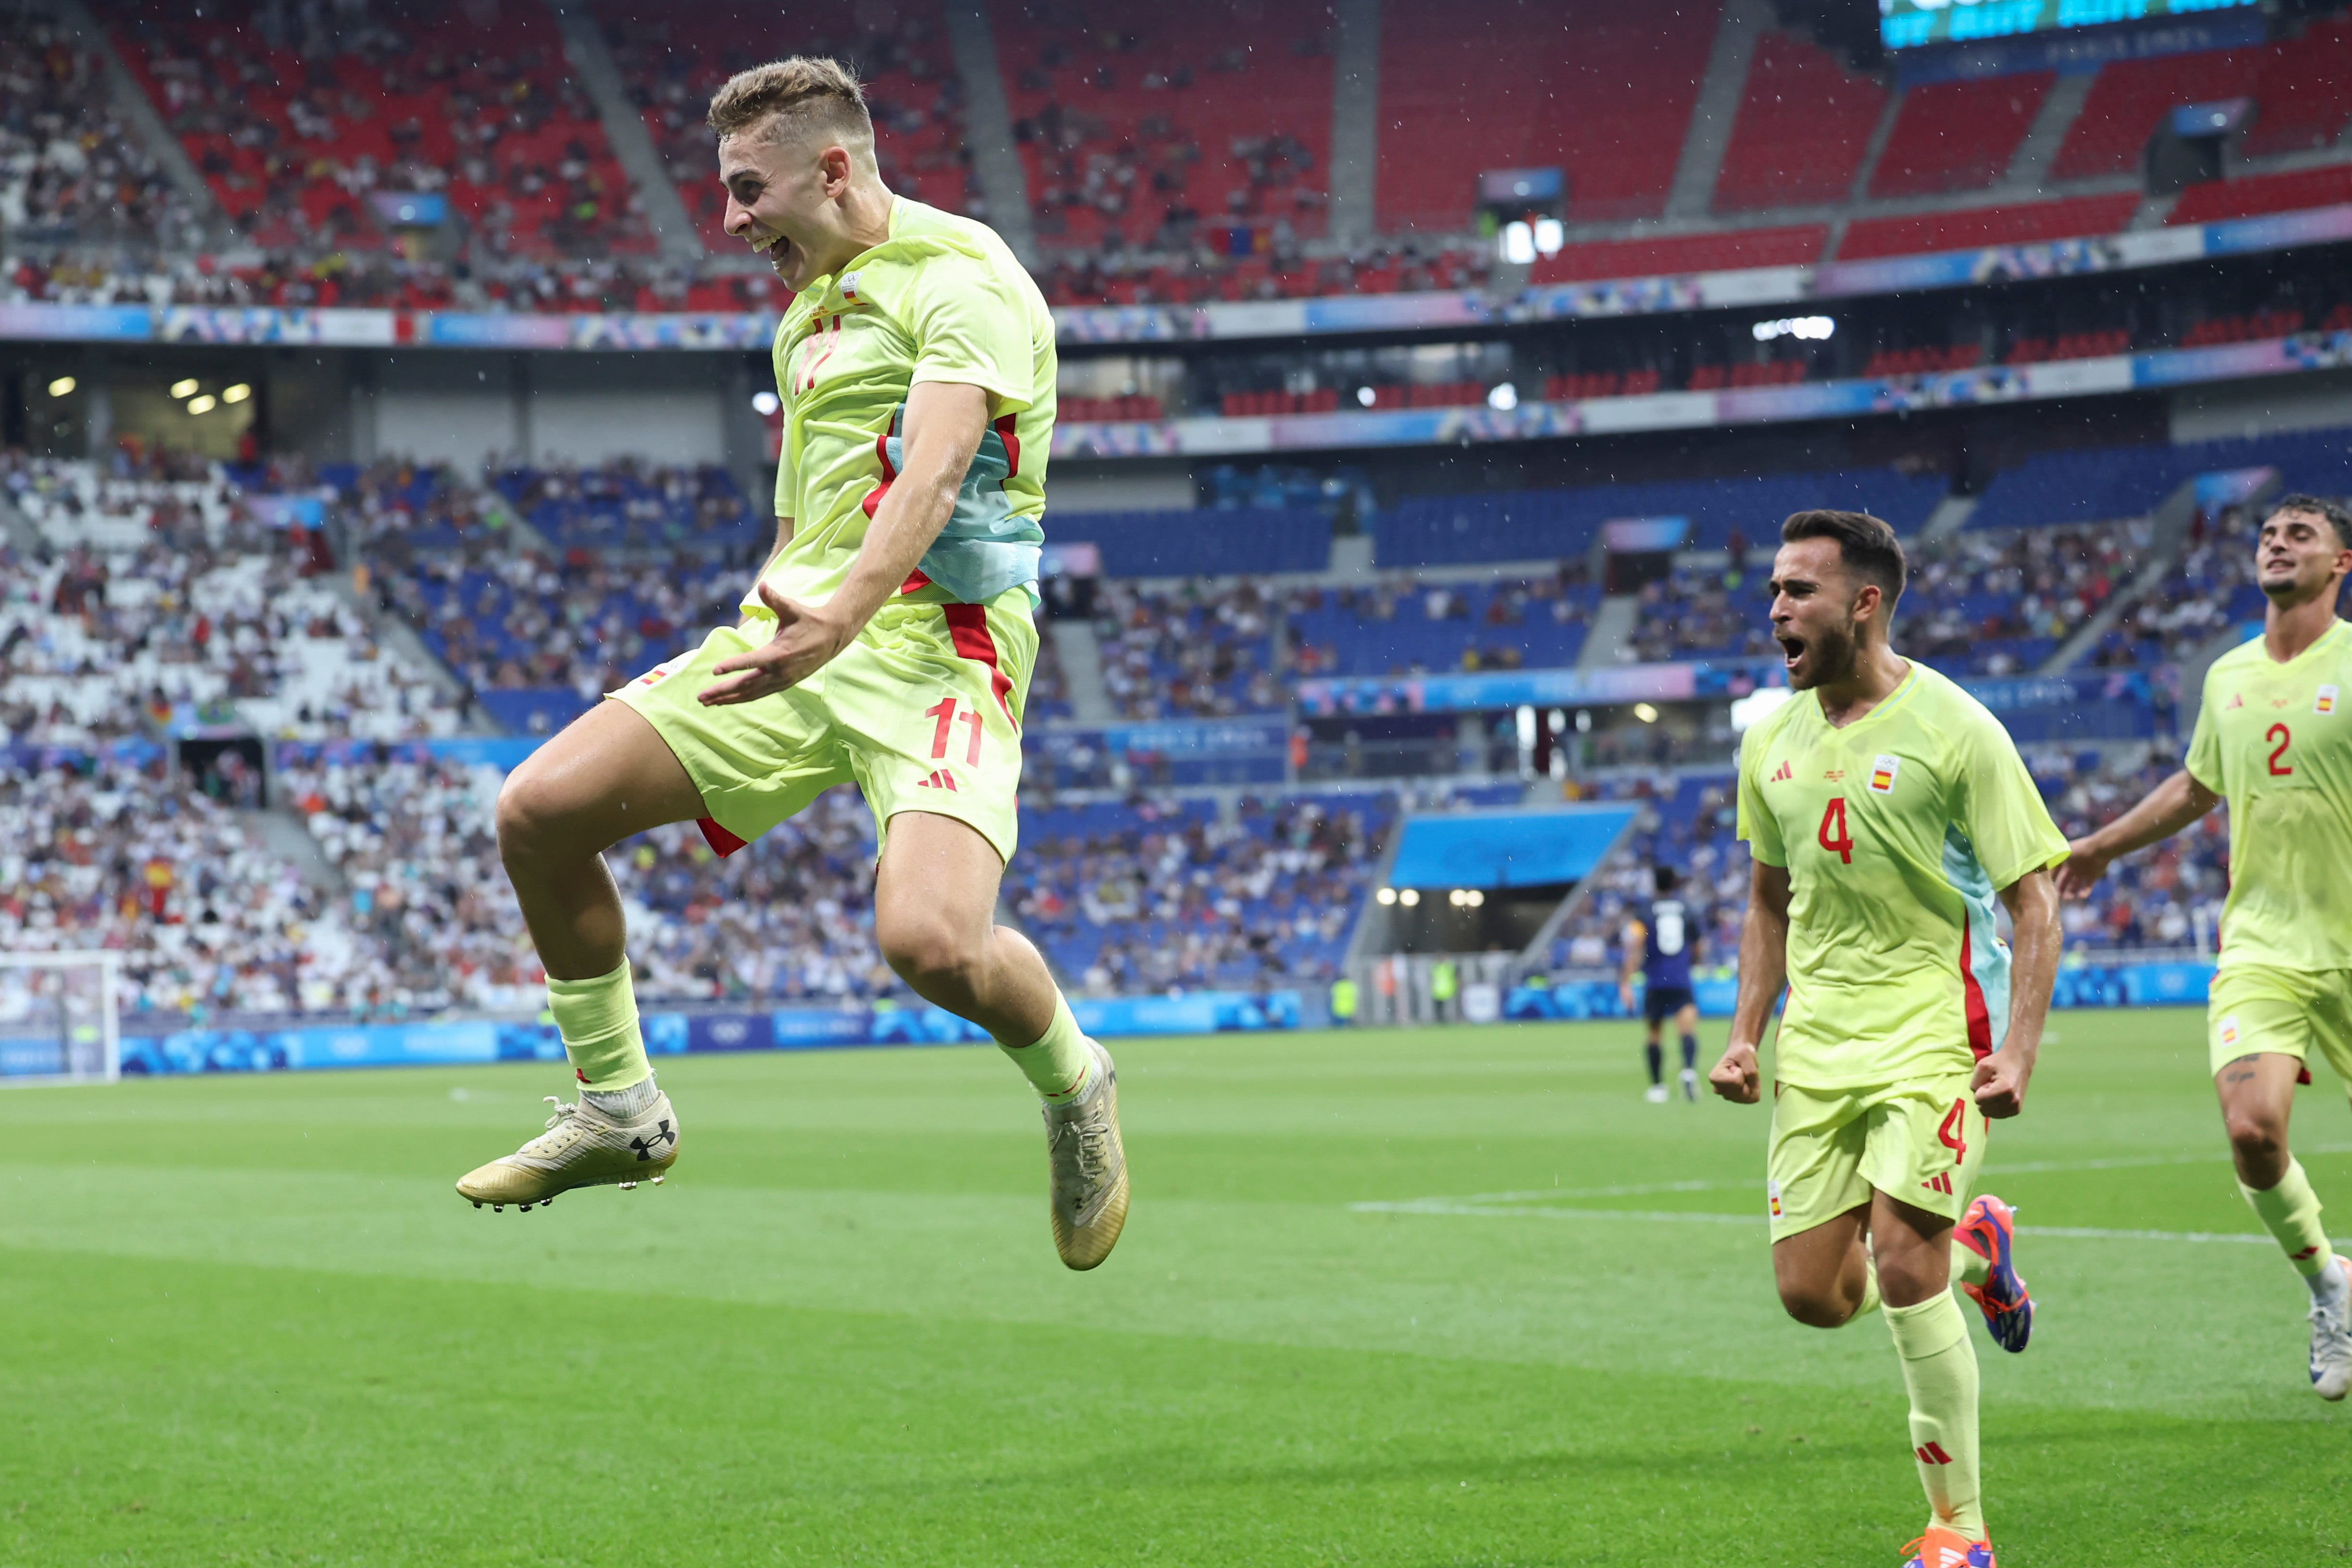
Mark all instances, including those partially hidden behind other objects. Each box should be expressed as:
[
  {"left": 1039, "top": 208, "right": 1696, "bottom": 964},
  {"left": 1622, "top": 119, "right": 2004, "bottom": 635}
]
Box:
[
  {"left": 1868, "top": 753, "right": 1900, "bottom": 794},
  {"left": 2319, "top": 684, "right": 2339, "bottom": 716}
]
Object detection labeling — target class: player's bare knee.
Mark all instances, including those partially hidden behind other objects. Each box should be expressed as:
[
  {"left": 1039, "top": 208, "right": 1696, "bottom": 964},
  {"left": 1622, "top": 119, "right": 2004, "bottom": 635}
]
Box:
[
  {"left": 495, "top": 767, "right": 571, "bottom": 870},
  {"left": 878, "top": 914, "right": 985, "bottom": 1000},
  {"left": 1776, "top": 1282, "right": 1854, "bottom": 1329},
  {"left": 2223, "top": 1107, "right": 2287, "bottom": 1167}
]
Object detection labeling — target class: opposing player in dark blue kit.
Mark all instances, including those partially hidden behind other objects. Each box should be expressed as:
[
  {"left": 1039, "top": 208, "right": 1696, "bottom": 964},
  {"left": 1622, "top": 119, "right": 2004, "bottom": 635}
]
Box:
[{"left": 1620, "top": 865, "right": 1702, "bottom": 1102}]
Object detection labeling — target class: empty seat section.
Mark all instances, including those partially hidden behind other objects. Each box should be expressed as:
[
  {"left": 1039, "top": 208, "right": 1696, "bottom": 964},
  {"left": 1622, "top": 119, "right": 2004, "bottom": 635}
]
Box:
[
  {"left": 2167, "top": 163, "right": 2352, "bottom": 226},
  {"left": 1867, "top": 73, "right": 2050, "bottom": 199},
  {"left": 1374, "top": 466, "right": 1948, "bottom": 567},
  {"left": 996, "top": 0, "right": 1335, "bottom": 254},
  {"left": 1376, "top": 0, "right": 1716, "bottom": 232},
  {"left": 2051, "top": 48, "right": 2268, "bottom": 182},
  {"left": 1966, "top": 444, "right": 2184, "bottom": 532},
  {"left": 1528, "top": 224, "right": 1826, "bottom": 284},
  {"left": 1835, "top": 194, "right": 2141, "bottom": 260},
  {"left": 1051, "top": 509, "right": 1332, "bottom": 578},
  {"left": 1712, "top": 31, "right": 1887, "bottom": 212},
  {"left": 2236, "top": 15, "right": 2352, "bottom": 157}
]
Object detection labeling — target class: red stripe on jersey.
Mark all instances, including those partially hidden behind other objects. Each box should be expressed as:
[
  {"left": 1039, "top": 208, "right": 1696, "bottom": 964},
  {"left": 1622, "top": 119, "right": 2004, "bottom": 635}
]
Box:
[
  {"left": 697, "top": 817, "right": 748, "bottom": 858},
  {"left": 992, "top": 413, "right": 1021, "bottom": 478},
  {"left": 943, "top": 602, "right": 1017, "bottom": 728},
  {"left": 1959, "top": 920, "right": 1993, "bottom": 1060},
  {"left": 900, "top": 567, "right": 931, "bottom": 594},
  {"left": 861, "top": 410, "right": 900, "bottom": 520}
]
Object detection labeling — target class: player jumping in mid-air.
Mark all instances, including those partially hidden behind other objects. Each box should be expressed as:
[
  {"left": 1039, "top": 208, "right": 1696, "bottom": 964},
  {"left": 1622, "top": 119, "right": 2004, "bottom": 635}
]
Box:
[
  {"left": 1620, "top": 864, "right": 1701, "bottom": 1102},
  {"left": 1710, "top": 510, "right": 2064, "bottom": 1568},
  {"left": 2057, "top": 493, "right": 2352, "bottom": 1395},
  {"left": 454, "top": 58, "right": 1129, "bottom": 1271}
]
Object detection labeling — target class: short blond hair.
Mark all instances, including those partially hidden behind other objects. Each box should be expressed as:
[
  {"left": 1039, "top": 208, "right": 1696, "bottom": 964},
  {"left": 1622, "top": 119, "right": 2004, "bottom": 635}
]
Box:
[{"left": 708, "top": 56, "right": 873, "bottom": 149}]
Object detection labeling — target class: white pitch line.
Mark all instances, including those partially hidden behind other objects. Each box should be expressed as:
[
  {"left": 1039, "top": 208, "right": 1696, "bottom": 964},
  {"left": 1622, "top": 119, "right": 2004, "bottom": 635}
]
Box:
[
  {"left": 1420, "top": 1141, "right": 2352, "bottom": 1208},
  {"left": 1348, "top": 1200, "right": 2350, "bottom": 1249}
]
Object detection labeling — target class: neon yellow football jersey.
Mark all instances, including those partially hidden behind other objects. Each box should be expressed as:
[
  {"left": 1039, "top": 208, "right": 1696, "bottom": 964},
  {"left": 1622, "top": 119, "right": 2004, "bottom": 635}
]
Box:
[
  {"left": 756, "top": 196, "right": 1056, "bottom": 612},
  {"left": 2185, "top": 617, "right": 2352, "bottom": 972},
  {"left": 1736, "top": 661, "right": 2068, "bottom": 1090}
]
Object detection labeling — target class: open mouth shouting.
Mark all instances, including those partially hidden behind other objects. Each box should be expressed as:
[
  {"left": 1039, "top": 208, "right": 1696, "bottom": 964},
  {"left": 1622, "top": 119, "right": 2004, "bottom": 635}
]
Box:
[{"left": 1776, "top": 631, "right": 1807, "bottom": 676}]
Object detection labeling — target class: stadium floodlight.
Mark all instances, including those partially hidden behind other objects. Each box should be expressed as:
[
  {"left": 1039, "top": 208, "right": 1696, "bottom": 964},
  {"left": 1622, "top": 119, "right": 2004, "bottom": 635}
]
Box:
[
  {"left": 1633, "top": 702, "right": 1659, "bottom": 723},
  {"left": 171, "top": 377, "right": 200, "bottom": 398},
  {"left": 1487, "top": 382, "right": 1519, "bottom": 411},
  {"left": 46, "top": 375, "right": 74, "bottom": 396},
  {"left": 222, "top": 383, "right": 251, "bottom": 404},
  {"left": 186, "top": 394, "right": 218, "bottom": 415},
  {"left": 1532, "top": 218, "right": 1563, "bottom": 256},
  {"left": 1500, "top": 221, "right": 1536, "bottom": 266},
  {"left": 0, "top": 951, "right": 121, "bottom": 1087},
  {"left": 1376, "top": 887, "right": 1397, "bottom": 906},
  {"left": 1730, "top": 685, "right": 1795, "bottom": 733},
  {"left": 1466, "top": 889, "right": 1484, "bottom": 908},
  {"left": 751, "top": 390, "right": 781, "bottom": 416},
  {"left": 1398, "top": 888, "right": 1421, "bottom": 907},
  {"left": 1752, "top": 315, "right": 1836, "bottom": 343}
]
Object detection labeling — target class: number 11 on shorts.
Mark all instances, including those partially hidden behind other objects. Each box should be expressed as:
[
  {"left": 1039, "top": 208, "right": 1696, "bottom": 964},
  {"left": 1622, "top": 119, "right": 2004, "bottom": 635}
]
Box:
[{"left": 925, "top": 696, "right": 985, "bottom": 766}]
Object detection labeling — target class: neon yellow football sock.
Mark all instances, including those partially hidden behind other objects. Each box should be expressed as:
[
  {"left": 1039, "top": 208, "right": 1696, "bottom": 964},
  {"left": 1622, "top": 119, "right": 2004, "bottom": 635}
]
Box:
[
  {"left": 2242, "top": 1158, "right": 2335, "bottom": 1279},
  {"left": 546, "top": 959, "right": 650, "bottom": 1092},
  {"left": 1951, "top": 1240, "right": 1991, "bottom": 1291},
  {"left": 999, "top": 992, "right": 1091, "bottom": 1102},
  {"left": 1886, "top": 1291, "right": 1984, "bottom": 1541}
]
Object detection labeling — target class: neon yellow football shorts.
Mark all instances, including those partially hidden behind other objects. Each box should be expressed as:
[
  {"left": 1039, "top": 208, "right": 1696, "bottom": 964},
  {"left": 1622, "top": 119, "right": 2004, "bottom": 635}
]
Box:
[
  {"left": 1765, "top": 1074, "right": 1988, "bottom": 1241},
  {"left": 610, "top": 588, "right": 1035, "bottom": 865},
  {"left": 2207, "top": 964, "right": 2352, "bottom": 1081}
]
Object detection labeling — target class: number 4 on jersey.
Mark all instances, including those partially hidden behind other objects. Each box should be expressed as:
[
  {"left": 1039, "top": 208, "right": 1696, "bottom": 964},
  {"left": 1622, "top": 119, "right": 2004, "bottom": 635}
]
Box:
[{"left": 1817, "top": 796, "right": 1854, "bottom": 864}]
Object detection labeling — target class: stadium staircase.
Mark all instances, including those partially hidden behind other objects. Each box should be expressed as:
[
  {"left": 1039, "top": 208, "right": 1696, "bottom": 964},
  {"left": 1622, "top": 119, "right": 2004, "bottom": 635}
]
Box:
[
  {"left": 1324, "top": 0, "right": 1382, "bottom": 247},
  {"left": 51, "top": 0, "right": 226, "bottom": 237},
  {"left": 546, "top": 3, "right": 702, "bottom": 262},
  {"left": 2001, "top": 70, "right": 2096, "bottom": 193},
  {"left": 1046, "top": 621, "right": 1116, "bottom": 723},
  {"left": 2040, "top": 478, "right": 2217, "bottom": 675},
  {"left": 1573, "top": 596, "right": 1641, "bottom": 672},
  {"left": 940, "top": 1, "right": 1037, "bottom": 262},
  {"left": 1666, "top": 0, "right": 1766, "bottom": 222}
]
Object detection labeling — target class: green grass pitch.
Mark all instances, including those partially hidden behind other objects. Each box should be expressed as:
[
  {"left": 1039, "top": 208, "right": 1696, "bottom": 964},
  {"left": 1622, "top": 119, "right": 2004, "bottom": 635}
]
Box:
[{"left": 4, "top": 1006, "right": 2350, "bottom": 1566}]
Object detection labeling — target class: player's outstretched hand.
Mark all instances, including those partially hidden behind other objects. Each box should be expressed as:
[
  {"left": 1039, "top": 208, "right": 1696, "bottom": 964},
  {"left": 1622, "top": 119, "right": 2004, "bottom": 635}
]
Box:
[
  {"left": 2052, "top": 840, "right": 2109, "bottom": 901},
  {"left": 1708, "top": 1041, "right": 1760, "bottom": 1104},
  {"left": 1971, "top": 1047, "right": 2032, "bottom": 1119},
  {"left": 698, "top": 582, "right": 855, "bottom": 706}
]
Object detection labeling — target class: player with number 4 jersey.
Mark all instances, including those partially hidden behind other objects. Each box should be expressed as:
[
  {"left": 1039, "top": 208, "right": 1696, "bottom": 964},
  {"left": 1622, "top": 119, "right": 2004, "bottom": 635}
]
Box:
[
  {"left": 1712, "top": 510, "right": 2066, "bottom": 1568},
  {"left": 2058, "top": 495, "right": 2352, "bottom": 1401}
]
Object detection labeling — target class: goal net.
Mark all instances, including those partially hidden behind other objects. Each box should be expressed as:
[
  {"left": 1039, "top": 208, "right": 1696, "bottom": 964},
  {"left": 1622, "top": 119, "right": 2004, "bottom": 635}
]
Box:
[{"left": 0, "top": 952, "right": 122, "bottom": 1087}]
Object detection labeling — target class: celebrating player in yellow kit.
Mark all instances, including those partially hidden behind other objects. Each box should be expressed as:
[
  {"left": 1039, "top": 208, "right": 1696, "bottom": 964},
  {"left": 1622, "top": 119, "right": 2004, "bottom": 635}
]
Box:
[
  {"left": 1710, "top": 510, "right": 2065, "bottom": 1568},
  {"left": 453, "top": 57, "right": 1130, "bottom": 1271},
  {"left": 2058, "top": 494, "right": 2352, "bottom": 1394}
]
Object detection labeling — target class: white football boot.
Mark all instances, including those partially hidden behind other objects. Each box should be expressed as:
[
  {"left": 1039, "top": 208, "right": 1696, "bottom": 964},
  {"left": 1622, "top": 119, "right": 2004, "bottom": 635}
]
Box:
[
  {"left": 2309, "top": 1255, "right": 2352, "bottom": 1400},
  {"left": 456, "top": 1089, "right": 679, "bottom": 1211},
  {"left": 1043, "top": 1040, "right": 1128, "bottom": 1270}
]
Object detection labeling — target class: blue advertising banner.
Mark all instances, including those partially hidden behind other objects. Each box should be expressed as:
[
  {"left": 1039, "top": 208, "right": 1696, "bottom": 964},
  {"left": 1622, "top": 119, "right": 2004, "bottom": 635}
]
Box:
[
  {"left": 103, "top": 991, "right": 1304, "bottom": 1078},
  {"left": 1506, "top": 963, "right": 2211, "bottom": 1023}
]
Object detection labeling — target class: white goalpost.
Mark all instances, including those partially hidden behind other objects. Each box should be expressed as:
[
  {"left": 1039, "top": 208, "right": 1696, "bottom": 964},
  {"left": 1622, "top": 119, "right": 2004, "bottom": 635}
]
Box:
[{"left": 0, "top": 951, "right": 123, "bottom": 1087}]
